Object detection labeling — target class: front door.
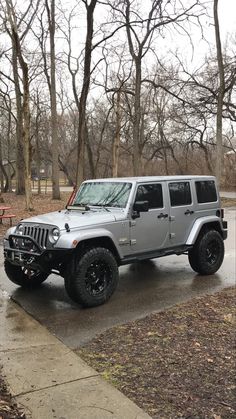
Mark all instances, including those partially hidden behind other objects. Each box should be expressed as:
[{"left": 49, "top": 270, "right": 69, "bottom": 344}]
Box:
[{"left": 130, "top": 182, "right": 170, "bottom": 254}]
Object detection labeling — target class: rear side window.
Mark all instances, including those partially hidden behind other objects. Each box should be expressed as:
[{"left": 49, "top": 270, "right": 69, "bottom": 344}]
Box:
[
  {"left": 169, "top": 182, "right": 192, "bottom": 206},
  {"left": 135, "top": 184, "right": 163, "bottom": 209},
  {"left": 195, "top": 180, "right": 217, "bottom": 203}
]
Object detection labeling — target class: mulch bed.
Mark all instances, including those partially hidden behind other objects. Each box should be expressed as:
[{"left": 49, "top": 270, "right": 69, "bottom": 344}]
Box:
[
  {"left": 79, "top": 287, "right": 236, "bottom": 419},
  {"left": 0, "top": 372, "right": 25, "bottom": 419}
]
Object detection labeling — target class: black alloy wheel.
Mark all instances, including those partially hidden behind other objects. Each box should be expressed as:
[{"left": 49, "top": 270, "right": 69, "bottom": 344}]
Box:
[
  {"left": 205, "top": 239, "right": 221, "bottom": 266},
  {"left": 85, "top": 260, "right": 113, "bottom": 297}
]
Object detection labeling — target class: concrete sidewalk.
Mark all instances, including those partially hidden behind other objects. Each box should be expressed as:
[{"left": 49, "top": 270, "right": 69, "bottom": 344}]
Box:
[{"left": 0, "top": 291, "right": 150, "bottom": 419}]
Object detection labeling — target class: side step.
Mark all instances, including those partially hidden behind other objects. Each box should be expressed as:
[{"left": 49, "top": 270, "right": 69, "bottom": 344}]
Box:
[{"left": 120, "top": 245, "right": 192, "bottom": 265}]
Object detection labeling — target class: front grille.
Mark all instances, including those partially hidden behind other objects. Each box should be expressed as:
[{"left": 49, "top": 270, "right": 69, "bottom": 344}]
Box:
[{"left": 23, "top": 225, "right": 49, "bottom": 249}]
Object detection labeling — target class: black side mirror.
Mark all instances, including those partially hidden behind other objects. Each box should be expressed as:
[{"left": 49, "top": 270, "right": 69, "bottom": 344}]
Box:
[{"left": 133, "top": 200, "right": 149, "bottom": 213}]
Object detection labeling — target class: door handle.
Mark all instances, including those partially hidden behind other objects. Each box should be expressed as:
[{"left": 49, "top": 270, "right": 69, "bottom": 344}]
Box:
[
  {"left": 184, "top": 209, "right": 194, "bottom": 215},
  {"left": 157, "top": 213, "right": 168, "bottom": 219}
]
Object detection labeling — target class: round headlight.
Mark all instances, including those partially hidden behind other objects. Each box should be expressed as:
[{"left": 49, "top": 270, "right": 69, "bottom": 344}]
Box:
[
  {"left": 17, "top": 224, "right": 24, "bottom": 235},
  {"left": 50, "top": 228, "right": 60, "bottom": 243}
]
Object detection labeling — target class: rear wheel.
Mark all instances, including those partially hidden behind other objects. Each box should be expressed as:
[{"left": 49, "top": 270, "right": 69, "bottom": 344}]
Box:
[
  {"left": 64, "top": 247, "right": 119, "bottom": 307},
  {"left": 188, "top": 230, "right": 224, "bottom": 275},
  {"left": 4, "top": 260, "right": 48, "bottom": 288}
]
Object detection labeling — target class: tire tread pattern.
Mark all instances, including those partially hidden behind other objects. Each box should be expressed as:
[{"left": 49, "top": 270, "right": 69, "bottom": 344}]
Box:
[
  {"left": 4, "top": 260, "right": 48, "bottom": 288},
  {"left": 188, "top": 230, "right": 224, "bottom": 275},
  {"left": 64, "top": 247, "right": 118, "bottom": 307}
]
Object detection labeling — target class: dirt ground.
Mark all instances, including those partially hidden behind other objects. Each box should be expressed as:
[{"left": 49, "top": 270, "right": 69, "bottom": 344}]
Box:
[
  {"left": 79, "top": 287, "right": 236, "bottom": 419},
  {"left": 0, "top": 372, "right": 25, "bottom": 419},
  {"left": 0, "top": 192, "right": 70, "bottom": 239}
]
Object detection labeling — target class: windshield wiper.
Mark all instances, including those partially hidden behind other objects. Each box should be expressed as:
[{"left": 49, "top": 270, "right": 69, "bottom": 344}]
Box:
[{"left": 91, "top": 204, "right": 111, "bottom": 212}]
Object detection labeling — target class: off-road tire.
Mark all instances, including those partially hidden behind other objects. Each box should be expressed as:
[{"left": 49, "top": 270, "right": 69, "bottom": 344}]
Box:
[
  {"left": 188, "top": 230, "right": 224, "bottom": 275},
  {"left": 64, "top": 247, "right": 119, "bottom": 307},
  {"left": 4, "top": 260, "right": 48, "bottom": 288}
]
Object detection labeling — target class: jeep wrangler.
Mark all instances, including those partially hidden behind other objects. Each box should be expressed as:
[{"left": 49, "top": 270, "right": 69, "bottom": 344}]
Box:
[{"left": 3, "top": 176, "right": 227, "bottom": 307}]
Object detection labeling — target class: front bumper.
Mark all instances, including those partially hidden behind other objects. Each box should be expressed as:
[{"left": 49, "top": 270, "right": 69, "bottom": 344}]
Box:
[{"left": 4, "top": 235, "right": 73, "bottom": 274}]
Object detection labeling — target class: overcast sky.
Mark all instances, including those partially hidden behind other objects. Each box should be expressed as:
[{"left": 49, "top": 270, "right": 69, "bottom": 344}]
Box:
[{"left": 153, "top": 0, "right": 236, "bottom": 70}]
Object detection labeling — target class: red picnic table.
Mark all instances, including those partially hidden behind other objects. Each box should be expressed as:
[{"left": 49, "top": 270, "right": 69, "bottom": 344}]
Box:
[{"left": 0, "top": 206, "right": 16, "bottom": 226}]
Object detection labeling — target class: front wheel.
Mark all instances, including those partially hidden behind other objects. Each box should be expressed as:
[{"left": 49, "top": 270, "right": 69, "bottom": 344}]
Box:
[
  {"left": 4, "top": 260, "right": 48, "bottom": 288},
  {"left": 188, "top": 230, "right": 224, "bottom": 275},
  {"left": 64, "top": 247, "right": 119, "bottom": 307}
]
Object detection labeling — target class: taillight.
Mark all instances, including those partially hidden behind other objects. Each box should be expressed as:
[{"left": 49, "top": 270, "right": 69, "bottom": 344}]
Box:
[{"left": 216, "top": 209, "right": 224, "bottom": 218}]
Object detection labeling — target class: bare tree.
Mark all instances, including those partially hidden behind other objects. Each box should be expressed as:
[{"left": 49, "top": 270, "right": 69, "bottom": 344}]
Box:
[
  {"left": 214, "top": 0, "right": 225, "bottom": 186},
  {"left": 75, "top": 0, "right": 97, "bottom": 187},
  {"left": 3, "top": 0, "right": 40, "bottom": 210},
  {"left": 45, "top": 0, "right": 60, "bottom": 199},
  {"left": 114, "top": 0, "right": 203, "bottom": 175}
]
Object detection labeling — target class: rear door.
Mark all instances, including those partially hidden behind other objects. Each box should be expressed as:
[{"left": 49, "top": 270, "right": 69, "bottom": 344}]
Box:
[
  {"left": 168, "top": 180, "right": 195, "bottom": 246},
  {"left": 130, "top": 182, "right": 170, "bottom": 253}
]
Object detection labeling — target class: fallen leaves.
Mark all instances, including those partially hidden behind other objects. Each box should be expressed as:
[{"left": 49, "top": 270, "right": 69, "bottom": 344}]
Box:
[
  {"left": 0, "top": 374, "right": 26, "bottom": 419},
  {"left": 79, "top": 287, "right": 236, "bottom": 419}
]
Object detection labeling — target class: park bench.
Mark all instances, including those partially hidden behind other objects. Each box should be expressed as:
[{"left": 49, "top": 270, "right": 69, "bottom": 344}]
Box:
[{"left": 0, "top": 206, "right": 16, "bottom": 226}]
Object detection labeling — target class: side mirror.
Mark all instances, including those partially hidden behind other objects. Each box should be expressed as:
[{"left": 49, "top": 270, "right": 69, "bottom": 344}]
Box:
[{"left": 133, "top": 200, "right": 149, "bottom": 213}]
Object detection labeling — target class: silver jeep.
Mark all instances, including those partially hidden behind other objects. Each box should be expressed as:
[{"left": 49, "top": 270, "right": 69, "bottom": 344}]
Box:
[{"left": 3, "top": 176, "right": 228, "bottom": 307}]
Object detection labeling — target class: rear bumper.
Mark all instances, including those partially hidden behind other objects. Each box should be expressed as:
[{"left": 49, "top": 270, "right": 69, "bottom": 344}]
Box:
[{"left": 222, "top": 220, "right": 228, "bottom": 240}]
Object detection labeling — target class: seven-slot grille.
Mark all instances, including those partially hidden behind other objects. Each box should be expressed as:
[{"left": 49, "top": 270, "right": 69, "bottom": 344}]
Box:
[{"left": 23, "top": 225, "right": 49, "bottom": 249}]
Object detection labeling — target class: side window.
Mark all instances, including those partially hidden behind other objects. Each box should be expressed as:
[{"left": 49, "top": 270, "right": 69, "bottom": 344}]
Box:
[
  {"left": 195, "top": 181, "right": 217, "bottom": 203},
  {"left": 169, "top": 182, "right": 192, "bottom": 206},
  {"left": 135, "top": 184, "right": 163, "bottom": 209}
]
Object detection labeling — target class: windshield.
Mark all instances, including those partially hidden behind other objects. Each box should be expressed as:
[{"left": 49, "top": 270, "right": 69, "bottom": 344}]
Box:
[{"left": 73, "top": 182, "right": 132, "bottom": 208}]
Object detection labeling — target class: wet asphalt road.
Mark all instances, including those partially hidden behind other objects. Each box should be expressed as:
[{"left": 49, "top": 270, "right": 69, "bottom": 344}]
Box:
[{"left": 0, "top": 207, "right": 235, "bottom": 349}]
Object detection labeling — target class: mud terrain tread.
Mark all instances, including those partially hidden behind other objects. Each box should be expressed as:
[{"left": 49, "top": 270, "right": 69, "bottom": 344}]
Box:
[
  {"left": 4, "top": 260, "right": 48, "bottom": 288},
  {"left": 64, "top": 247, "right": 118, "bottom": 307},
  {"left": 188, "top": 230, "right": 224, "bottom": 275}
]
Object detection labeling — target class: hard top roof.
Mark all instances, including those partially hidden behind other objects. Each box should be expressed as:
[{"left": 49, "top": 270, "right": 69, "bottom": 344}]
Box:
[{"left": 84, "top": 175, "right": 216, "bottom": 183}]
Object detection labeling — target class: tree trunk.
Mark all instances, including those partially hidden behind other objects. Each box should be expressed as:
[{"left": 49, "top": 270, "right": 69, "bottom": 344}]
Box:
[
  {"left": 35, "top": 105, "right": 41, "bottom": 195},
  {"left": 7, "top": 102, "right": 12, "bottom": 192},
  {"left": 0, "top": 140, "right": 4, "bottom": 192},
  {"left": 10, "top": 18, "right": 33, "bottom": 209},
  {"left": 19, "top": 56, "right": 33, "bottom": 210},
  {"left": 85, "top": 122, "right": 96, "bottom": 178},
  {"left": 12, "top": 46, "right": 25, "bottom": 194},
  {"left": 76, "top": 0, "right": 97, "bottom": 187},
  {"left": 214, "top": 0, "right": 225, "bottom": 186},
  {"left": 0, "top": 156, "right": 9, "bottom": 193},
  {"left": 112, "top": 90, "right": 121, "bottom": 177},
  {"left": 48, "top": 0, "right": 60, "bottom": 199},
  {"left": 133, "top": 58, "right": 142, "bottom": 175}
]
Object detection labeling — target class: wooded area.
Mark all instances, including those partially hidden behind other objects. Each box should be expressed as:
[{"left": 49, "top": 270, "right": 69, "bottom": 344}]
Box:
[{"left": 0, "top": 0, "right": 235, "bottom": 209}]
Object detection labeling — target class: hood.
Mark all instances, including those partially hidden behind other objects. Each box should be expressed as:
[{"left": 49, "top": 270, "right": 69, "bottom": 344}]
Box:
[{"left": 21, "top": 209, "right": 123, "bottom": 230}]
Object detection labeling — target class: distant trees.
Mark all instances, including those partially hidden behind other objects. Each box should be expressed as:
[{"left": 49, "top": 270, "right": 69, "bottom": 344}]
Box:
[
  {"left": 2, "top": 0, "right": 40, "bottom": 209},
  {"left": 0, "top": 0, "right": 235, "bottom": 203}
]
